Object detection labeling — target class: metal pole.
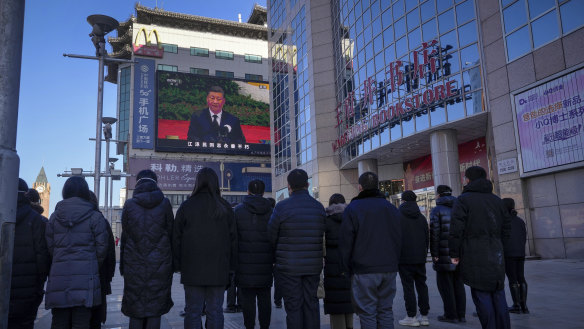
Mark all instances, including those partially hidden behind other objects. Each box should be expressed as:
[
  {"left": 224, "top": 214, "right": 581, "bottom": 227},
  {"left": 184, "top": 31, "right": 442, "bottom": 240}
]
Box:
[
  {"left": 0, "top": 1, "right": 25, "bottom": 328},
  {"left": 94, "top": 53, "right": 105, "bottom": 203},
  {"left": 109, "top": 165, "right": 114, "bottom": 225},
  {"left": 104, "top": 137, "right": 110, "bottom": 222}
]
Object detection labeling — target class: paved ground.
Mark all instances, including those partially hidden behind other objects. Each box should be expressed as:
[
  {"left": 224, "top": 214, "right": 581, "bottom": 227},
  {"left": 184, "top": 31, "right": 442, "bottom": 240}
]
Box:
[{"left": 34, "top": 259, "right": 584, "bottom": 329}]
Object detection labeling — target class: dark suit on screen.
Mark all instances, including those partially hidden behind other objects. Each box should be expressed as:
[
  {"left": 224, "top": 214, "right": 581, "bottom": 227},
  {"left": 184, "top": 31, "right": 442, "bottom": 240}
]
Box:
[{"left": 187, "top": 108, "right": 246, "bottom": 144}]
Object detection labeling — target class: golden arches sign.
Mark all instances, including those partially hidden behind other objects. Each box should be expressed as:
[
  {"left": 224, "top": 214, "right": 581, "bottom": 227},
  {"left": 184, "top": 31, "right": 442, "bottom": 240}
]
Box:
[{"left": 133, "top": 28, "right": 164, "bottom": 58}]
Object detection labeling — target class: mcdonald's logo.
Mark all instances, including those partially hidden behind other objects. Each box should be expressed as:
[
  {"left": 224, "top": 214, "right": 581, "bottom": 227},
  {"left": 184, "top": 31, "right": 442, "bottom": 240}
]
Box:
[{"left": 133, "top": 28, "right": 164, "bottom": 58}]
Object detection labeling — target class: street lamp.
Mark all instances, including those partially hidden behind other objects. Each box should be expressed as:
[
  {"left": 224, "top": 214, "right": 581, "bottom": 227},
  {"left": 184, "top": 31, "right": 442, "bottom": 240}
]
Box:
[
  {"left": 102, "top": 116, "right": 117, "bottom": 222},
  {"left": 108, "top": 157, "right": 118, "bottom": 224}
]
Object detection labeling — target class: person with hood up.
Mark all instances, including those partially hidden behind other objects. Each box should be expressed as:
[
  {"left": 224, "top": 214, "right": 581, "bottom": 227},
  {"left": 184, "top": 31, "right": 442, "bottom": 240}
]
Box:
[
  {"left": 45, "top": 176, "right": 109, "bottom": 329},
  {"left": 120, "top": 170, "right": 174, "bottom": 329},
  {"left": 430, "top": 185, "right": 466, "bottom": 323},
  {"left": 173, "top": 167, "right": 237, "bottom": 329},
  {"left": 234, "top": 179, "right": 274, "bottom": 329},
  {"left": 8, "top": 179, "right": 50, "bottom": 329},
  {"left": 502, "top": 198, "right": 529, "bottom": 314},
  {"left": 397, "top": 191, "right": 430, "bottom": 327},
  {"left": 25, "top": 188, "right": 45, "bottom": 215},
  {"left": 449, "top": 166, "right": 511, "bottom": 329},
  {"left": 324, "top": 193, "right": 354, "bottom": 329}
]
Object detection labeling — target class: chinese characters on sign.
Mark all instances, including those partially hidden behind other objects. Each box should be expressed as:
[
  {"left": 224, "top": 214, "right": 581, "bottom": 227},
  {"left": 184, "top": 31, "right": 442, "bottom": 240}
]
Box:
[
  {"left": 132, "top": 58, "right": 156, "bottom": 149},
  {"left": 497, "top": 158, "right": 518, "bottom": 175},
  {"left": 515, "top": 68, "right": 584, "bottom": 173}
]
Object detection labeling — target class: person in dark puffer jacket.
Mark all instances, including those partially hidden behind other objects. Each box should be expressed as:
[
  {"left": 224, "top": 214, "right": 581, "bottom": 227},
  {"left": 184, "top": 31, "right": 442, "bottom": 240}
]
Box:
[
  {"left": 87, "top": 191, "right": 116, "bottom": 329},
  {"left": 45, "top": 176, "right": 109, "bottom": 329},
  {"left": 324, "top": 193, "right": 354, "bottom": 329},
  {"left": 120, "top": 170, "right": 174, "bottom": 329},
  {"left": 502, "top": 198, "right": 529, "bottom": 315},
  {"left": 8, "top": 179, "right": 50, "bottom": 329},
  {"left": 25, "top": 188, "right": 45, "bottom": 215},
  {"left": 268, "top": 169, "right": 326, "bottom": 329},
  {"left": 430, "top": 185, "right": 466, "bottom": 323},
  {"left": 449, "top": 166, "right": 511, "bottom": 329},
  {"left": 397, "top": 191, "right": 430, "bottom": 327},
  {"left": 234, "top": 179, "right": 274, "bottom": 329}
]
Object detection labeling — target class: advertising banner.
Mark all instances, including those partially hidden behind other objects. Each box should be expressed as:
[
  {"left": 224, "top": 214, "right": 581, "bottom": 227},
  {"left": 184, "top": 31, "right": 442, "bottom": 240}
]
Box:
[
  {"left": 515, "top": 68, "right": 584, "bottom": 173},
  {"left": 156, "top": 72, "right": 270, "bottom": 156},
  {"left": 128, "top": 158, "right": 271, "bottom": 192},
  {"left": 132, "top": 58, "right": 156, "bottom": 149}
]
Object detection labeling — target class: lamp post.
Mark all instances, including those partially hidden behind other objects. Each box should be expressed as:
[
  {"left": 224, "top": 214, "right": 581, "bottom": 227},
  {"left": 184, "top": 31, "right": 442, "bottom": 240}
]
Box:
[
  {"left": 108, "top": 157, "right": 118, "bottom": 224},
  {"left": 102, "top": 117, "right": 117, "bottom": 221}
]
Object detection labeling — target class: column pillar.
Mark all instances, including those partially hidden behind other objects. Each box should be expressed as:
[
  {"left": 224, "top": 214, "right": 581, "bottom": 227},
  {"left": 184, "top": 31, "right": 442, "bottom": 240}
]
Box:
[
  {"left": 430, "top": 129, "right": 462, "bottom": 197},
  {"left": 358, "top": 158, "right": 378, "bottom": 176}
]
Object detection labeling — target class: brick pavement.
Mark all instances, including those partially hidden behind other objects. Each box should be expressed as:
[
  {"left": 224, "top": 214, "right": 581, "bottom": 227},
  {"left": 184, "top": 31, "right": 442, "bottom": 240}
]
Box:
[{"left": 33, "top": 259, "right": 584, "bottom": 329}]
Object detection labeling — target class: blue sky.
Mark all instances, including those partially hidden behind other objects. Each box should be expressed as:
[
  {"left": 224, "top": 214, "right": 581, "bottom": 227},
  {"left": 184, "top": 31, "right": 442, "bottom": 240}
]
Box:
[{"left": 17, "top": 0, "right": 266, "bottom": 214}]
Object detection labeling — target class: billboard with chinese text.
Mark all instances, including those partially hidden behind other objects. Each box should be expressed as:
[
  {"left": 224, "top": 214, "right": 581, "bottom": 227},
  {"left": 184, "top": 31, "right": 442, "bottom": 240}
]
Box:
[
  {"left": 133, "top": 58, "right": 156, "bottom": 149},
  {"left": 514, "top": 68, "right": 584, "bottom": 173},
  {"left": 128, "top": 158, "right": 271, "bottom": 192},
  {"left": 156, "top": 72, "right": 270, "bottom": 156}
]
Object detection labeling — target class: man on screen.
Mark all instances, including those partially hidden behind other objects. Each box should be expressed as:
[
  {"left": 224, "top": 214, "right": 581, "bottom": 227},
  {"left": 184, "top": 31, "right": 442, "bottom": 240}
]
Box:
[{"left": 187, "top": 86, "right": 246, "bottom": 145}]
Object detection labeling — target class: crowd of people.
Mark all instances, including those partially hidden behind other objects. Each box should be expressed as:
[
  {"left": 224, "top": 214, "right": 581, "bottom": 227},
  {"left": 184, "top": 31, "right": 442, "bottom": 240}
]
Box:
[{"left": 8, "top": 165, "right": 529, "bottom": 329}]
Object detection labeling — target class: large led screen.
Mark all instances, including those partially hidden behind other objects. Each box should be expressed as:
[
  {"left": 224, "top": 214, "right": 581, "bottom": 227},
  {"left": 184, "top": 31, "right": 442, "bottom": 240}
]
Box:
[{"left": 156, "top": 72, "right": 270, "bottom": 155}]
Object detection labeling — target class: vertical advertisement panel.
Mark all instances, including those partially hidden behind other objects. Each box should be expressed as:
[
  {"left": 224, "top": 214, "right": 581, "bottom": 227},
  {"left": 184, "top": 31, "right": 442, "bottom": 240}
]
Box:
[
  {"left": 132, "top": 58, "right": 156, "bottom": 149},
  {"left": 515, "top": 68, "right": 584, "bottom": 173}
]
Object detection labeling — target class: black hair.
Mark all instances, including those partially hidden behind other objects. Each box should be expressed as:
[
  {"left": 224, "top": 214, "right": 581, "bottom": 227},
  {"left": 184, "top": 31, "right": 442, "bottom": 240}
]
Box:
[
  {"left": 88, "top": 191, "right": 98, "bottom": 207},
  {"left": 401, "top": 190, "right": 417, "bottom": 202},
  {"left": 248, "top": 179, "right": 266, "bottom": 195},
  {"left": 502, "top": 198, "right": 515, "bottom": 212},
  {"left": 191, "top": 167, "right": 230, "bottom": 219},
  {"left": 25, "top": 188, "right": 41, "bottom": 203},
  {"left": 266, "top": 197, "right": 276, "bottom": 208},
  {"left": 436, "top": 185, "right": 452, "bottom": 196},
  {"left": 465, "top": 166, "right": 487, "bottom": 181},
  {"left": 287, "top": 169, "right": 309, "bottom": 191},
  {"left": 62, "top": 176, "right": 91, "bottom": 201},
  {"left": 208, "top": 85, "right": 225, "bottom": 96},
  {"left": 18, "top": 178, "right": 29, "bottom": 193},
  {"left": 358, "top": 171, "right": 378, "bottom": 191},
  {"left": 329, "top": 193, "right": 346, "bottom": 205},
  {"left": 137, "top": 169, "right": 158, "bottom": 182}
]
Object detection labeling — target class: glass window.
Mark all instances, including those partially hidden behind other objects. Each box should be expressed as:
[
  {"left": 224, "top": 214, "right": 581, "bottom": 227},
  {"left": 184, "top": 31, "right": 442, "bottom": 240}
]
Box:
[
  {"left": 438, "top": 9, "right": 455, "bottom": 34},
  {"left": 460, "top": 44, "right": 479, "bottom": 68},
  {"left": 430, "top": 103, "right": 446, "bottom": 126},
  {"left": 436, "top": 0, "right": 452, "bottom": 13},
  {"left": 215, "top": 70, "right": 234, "bottom": 78},
  {"left": 382, "top": 8, "right": 393, "bottom": 26},
  {"left": 455, "top": 0, "right": 474, "bottom": 24},
  {"left": 402, "top": 114, "right": 415, "bottom": 136},
  {"left": 444, "top": 51, "right": 459, "bottom": 75},
  {"left": 383, "top": 25, "right": 394, "bottom": 46},
  {"left": 407, "top": 8, "right": 420, "bottom": 31},
  {"left": 396, "top": 36, "right": 408, "bottom": 56},
  {"left": 458, "top": 21, "right": 477, "bottom": 46},
  {"left": 528, "top": 0, "right": 554, "bottom": 19},
  {"left": 405, "top": 0, "right": 417, "bottom": 12},
  {"left": 421, "top": 1, "right": 435, "bottom": 22},
  {"left": 161, "top": 43, "right": 177, "bottom": 53},
  {"left": 465, "top": 90, "right": 483, "bottom": 114},
  {"left": 245, "top": 74, "right": 263, "bottom": 81},
  {"left": 395, "top": 17, "right": 407, "bottom": 37},
  {"left": 190, "top": 68, "right": 209, "bottom": 75},
  {"left": 506, "top": 25, "right": 530, "bottom": 61},
  {"left": 157, "top": 64, "right": 177, "bottom": 72},
  {"left": 501, "top": 0, "right": 515, "bottom": 7},
  {"left": 374, "top": 34, "right": 384, "bottom": 54},
  {"left": 393, "top": 0, "right": 405, "bottom": 20},
  {"left": 416, "top": 110, "right": 429, "bottom": 131},
  {"left": 215, "top": 50, "right": 234, "bottom": 60},
  {"left": 408, "top": 28, "right": 421, "bottom": 49},
  {"left": 447, "top": 97, "right": 465, "bottom": 121},
  {"left": 503, "top": 0, "right": 527, "bottom": 33},
  {"left": 440, "top": 30, "right": 457, "bottom": 51},
  {"left": 531, "top": 10, "right": 558, "bottom": 48},
  {"left": 244, "top": 54, "right": 262, "bottom": 63},
  {"left": 422, "top": 18, "right": 437, "bottom": 42},
  {"left": 191, "top": 47, "right": 209, "bottom": 57},
  {"left": 560, "top": 0, "right": 584, "bottom": 34}
]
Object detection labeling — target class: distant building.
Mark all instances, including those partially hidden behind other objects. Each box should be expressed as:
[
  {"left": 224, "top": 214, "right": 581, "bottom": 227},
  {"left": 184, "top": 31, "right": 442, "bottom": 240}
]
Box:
[
  {"left": 32, "top": 167, "right": 50, "bottom": 218},
  {"left": 107, "top": 4, "right": 271, "bottom": 210}
]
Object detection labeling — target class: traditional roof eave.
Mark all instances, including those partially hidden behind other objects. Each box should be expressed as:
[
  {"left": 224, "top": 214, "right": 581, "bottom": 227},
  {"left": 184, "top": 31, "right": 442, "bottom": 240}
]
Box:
[{"left": 247, "top": 4, "right": 267, "bottom": 25}]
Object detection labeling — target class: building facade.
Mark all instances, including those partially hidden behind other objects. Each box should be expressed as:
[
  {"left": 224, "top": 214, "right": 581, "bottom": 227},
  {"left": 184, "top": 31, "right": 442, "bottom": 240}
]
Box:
[
  {"left": 32, "top": 166, "right": 50, "bottom": 218},
  {"left": 268, "top": 0, "right": 584, "bottom": 258},
  {"left": 107, "top": 4, "right": 272, "bottom": 209}
]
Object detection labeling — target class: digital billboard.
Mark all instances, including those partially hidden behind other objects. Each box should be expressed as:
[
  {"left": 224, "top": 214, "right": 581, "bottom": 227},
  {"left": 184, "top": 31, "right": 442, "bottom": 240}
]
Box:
[{"left": 156, "top": 72, "right": 270, "bottom": 155}]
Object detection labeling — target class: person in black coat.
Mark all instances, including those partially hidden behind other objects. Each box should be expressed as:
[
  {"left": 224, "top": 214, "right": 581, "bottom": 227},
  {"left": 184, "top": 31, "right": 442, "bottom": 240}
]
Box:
[
  {"left": 234, "top": 179, "right": 274, "bottom": 329},
  {"left": 449, "top": 166, "right": 511, "bottom": 329},
  {"left": 8, "top": 179, "right": 50, "bottom": 329},
  {"left": 324, "top": 193, "right": 354, "bottom": 329},
  {"left": 430, "top": 185, "right": 466, "bottom": 323},
  {"left": 25, "top": 188, "right": 45, "bottom": 215},
  {"left": 267, "top": 169, "right": 326, "bottom": 329},
  {"left": 502, "top": 198, "right": 529, "bottom": 314},
  {"left": 173, "top": 167, "right": 237, "bottom": 329},
  {"left": 120, "top": 170, "right": 174, "bottom": 329},
  {"left": 45, "top": 177, "right": 109, "bottom": 329},
  {"left": 87, "top": 191, "right": 116, "bottom": 329},
  {"left": 397, "top": 190, "right": 430, "bottom": 327}
]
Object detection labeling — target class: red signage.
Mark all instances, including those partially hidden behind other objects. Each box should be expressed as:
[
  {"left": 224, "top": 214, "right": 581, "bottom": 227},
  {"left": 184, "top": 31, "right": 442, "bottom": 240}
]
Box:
[{"left": 133, "top": 28, "right": 163, "bottom": 58}]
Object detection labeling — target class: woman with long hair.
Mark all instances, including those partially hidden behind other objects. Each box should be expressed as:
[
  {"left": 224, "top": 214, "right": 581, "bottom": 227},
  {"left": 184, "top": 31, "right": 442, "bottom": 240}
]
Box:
[
  {"left": 173, "top": 167, "right": 237, "bottom": 329},
  {"left": 45, "top": 177, "right": 109, "bottom": 329}
]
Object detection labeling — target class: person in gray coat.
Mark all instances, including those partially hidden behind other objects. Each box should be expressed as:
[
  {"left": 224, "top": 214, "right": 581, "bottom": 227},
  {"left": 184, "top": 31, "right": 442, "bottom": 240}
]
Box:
[{"left": 45, "top": 177, "right": 109, "bottom": 329}]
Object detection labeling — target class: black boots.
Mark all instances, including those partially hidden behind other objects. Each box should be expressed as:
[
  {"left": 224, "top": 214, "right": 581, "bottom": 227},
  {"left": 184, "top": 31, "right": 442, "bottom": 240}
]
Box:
[
  {"left": 520, "top": 282, "right": 530, "bottom": 314},
  {"left": 508, "top": 283, "right": 522, "bottom": 314}
]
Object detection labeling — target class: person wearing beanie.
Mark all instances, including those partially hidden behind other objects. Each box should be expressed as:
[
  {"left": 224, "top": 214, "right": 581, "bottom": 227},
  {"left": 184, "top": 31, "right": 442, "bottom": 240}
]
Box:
[
  {"left": 121, "top": 169, "right": 174, "bottom": 329},
  {"left": 339, "top": 172, "right": 401, "bottom": 329},
  {"left": 449, "top": 166, "right": 512, "bottom": 329},
  {"left": 268, "top": 168, "right": 326, "bottom": 329},
  {"left": 25, "top": 188, "right": 45, "bottom": 215},
  {"left": 8, "top": 179, "right": 51, "bottom": 329},
  {"left": 502, "top": 198, "right": 529, "bottom": 314},
  {"left": 397, "top": 191, "right": 430, "bottom": 327},
  {"left": 430, "top": 185, "right": 466, "bottom": 323}
]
